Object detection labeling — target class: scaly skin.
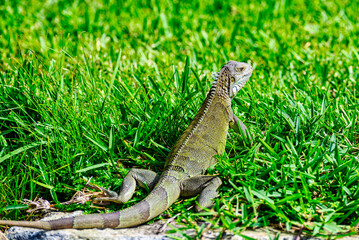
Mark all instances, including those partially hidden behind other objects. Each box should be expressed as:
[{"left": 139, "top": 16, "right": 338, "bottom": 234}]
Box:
[{"left": 0, "top": 61, "right": 253, "bottom": 230}]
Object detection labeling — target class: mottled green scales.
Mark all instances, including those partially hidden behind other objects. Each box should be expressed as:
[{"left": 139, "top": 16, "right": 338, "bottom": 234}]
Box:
[{"left": 0, "top": 61, "right": 253, "bottom": 230}]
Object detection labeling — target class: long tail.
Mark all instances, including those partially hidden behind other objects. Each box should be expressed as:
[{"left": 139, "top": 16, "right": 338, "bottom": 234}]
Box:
[{"left": 0, "top": 178, "right": 181, "bottom": 230}]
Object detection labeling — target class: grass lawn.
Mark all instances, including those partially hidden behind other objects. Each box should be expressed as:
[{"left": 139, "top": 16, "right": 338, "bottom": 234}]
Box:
[{"left": 0, "top": 0, "right": 358, "bottom": 238}]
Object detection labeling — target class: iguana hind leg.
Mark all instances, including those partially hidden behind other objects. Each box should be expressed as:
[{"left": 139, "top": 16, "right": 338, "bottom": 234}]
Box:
[
  {"left": 180, "top": 176, "right": 222, "bottom": 212},
  {"left": 93, "top": 168, "right": 160, "bottom": 204}
]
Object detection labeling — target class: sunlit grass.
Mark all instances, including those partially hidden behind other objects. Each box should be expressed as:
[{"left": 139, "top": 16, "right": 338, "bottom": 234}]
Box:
[{"left": 0, "top": 0, "right": 358, "bottom": 237}]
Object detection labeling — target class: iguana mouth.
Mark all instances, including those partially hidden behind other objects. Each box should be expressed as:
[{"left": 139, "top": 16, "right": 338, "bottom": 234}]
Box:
[{"left": 231, "top": 70, "right": 252, "bottom": 98}]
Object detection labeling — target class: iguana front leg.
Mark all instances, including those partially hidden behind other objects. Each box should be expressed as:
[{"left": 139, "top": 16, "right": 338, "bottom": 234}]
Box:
[
  {"left": 180, "top": 176, "right": 222, "bottom": 212},
  {"left": 230, "top": 113, "right": 251, "bottom": 139},
  {"left": 92, "top": 169, "right": 160, "bottom": 204}
]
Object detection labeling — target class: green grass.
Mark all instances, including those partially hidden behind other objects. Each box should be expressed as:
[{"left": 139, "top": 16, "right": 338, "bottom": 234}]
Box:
[{"left": 0, "top": 0, "right": 358, "bottom": 238}]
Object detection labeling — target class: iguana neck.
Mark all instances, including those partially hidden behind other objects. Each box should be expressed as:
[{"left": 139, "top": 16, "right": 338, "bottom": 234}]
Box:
[
  {"left": 188, "top": 66, "right": 232, "bottom": 127},
  {"left": 211, "top": 66, "right": 232, "bottom": 101},
  {"left": 192, "top": 66, "right": 233, "bottom": 125},
  {"left": 164, "top": 67, "right": 232, "bottom": 169}
]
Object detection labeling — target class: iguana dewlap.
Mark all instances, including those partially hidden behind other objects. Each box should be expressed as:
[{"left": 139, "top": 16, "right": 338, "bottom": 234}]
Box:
[{"left": 0, "top": 61, "right": 253, "bottom": 230}]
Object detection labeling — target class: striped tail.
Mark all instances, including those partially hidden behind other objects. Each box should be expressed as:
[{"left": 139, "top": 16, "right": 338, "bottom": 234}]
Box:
[{"left": 0, "top": 177, "right": 181, "bottom": 229}]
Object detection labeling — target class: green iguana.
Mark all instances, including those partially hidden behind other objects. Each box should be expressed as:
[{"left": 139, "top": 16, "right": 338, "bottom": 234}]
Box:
[{"left": 0, "top": 61, "right": 253, "bottom": 230}]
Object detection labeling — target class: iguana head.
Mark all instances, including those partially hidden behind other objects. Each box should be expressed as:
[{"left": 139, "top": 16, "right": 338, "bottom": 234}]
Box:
[{"left": 212, "top": 61, "right": 253, "bottom": 99}]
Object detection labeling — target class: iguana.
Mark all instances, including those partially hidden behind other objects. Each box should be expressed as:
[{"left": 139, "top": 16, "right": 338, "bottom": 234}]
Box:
[{"left": 0, "top": 61, "right": 253, "bottom": 230}]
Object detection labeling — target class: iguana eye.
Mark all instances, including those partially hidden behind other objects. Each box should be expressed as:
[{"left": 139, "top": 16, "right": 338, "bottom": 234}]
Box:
[{"left": 237, "top": 67, "right": 244, "bottom": 72}]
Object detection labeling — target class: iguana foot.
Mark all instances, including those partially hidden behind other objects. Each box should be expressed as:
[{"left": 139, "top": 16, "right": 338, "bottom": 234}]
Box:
[
  {"left": 86, "top": 183, "right": 119, "bottom": 198},
  {"left": 180, "top": 175, "right": 222, "bottom": 212},
  {"left": 92, "top": 168, "right": 160, "bottom": 204}
]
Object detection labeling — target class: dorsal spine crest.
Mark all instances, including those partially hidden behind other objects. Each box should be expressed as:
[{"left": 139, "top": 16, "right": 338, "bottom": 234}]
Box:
[{"left": 168, "top": 68, "right": 230, "bottom": 166}]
